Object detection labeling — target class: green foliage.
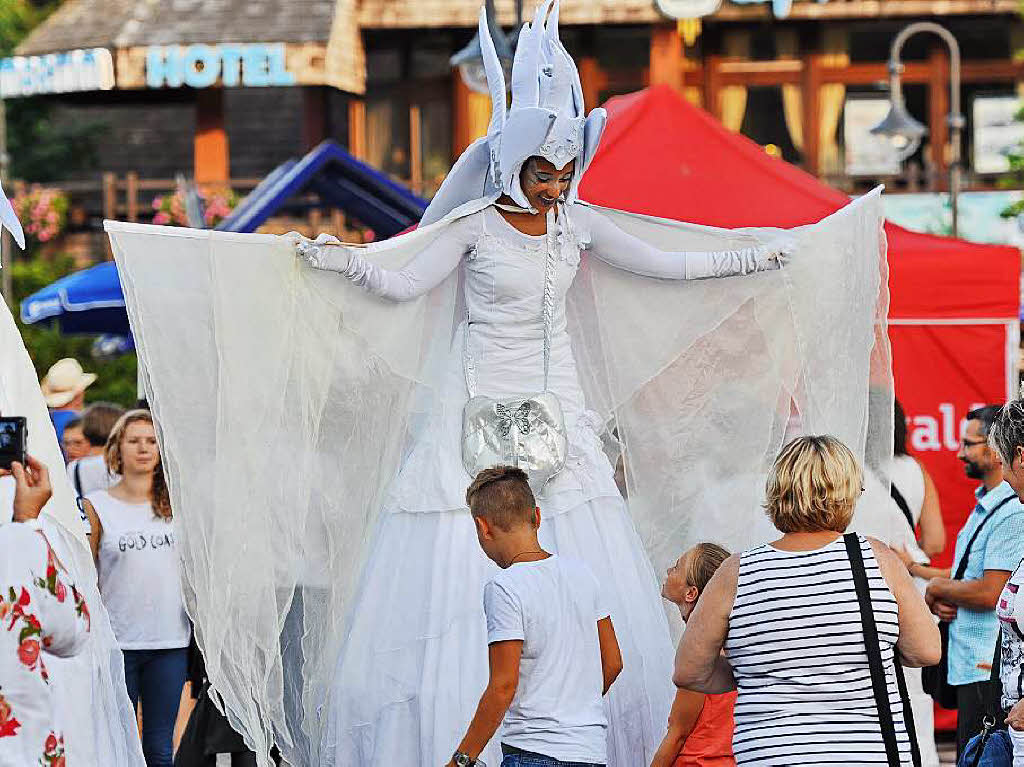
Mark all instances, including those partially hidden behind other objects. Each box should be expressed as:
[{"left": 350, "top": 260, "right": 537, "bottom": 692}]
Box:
[
  {"left": 8, "top": 98, "right": 106, "bottom": 182},
  {"left": 0, "top": 1, "right": 61, "bottom": 58},
  {"left": 1000, "top": 105, "right": 1024, "bottom": 218},
  {"left": 10, "top": 256, "right": 138, "bottom": 408},
  {"left": 0, "top": 2, "right": 105, "bottom": 183}
]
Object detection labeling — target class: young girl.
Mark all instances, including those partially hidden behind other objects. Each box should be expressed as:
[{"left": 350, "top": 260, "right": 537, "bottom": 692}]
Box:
[
  {"left": 83, "top": 409, "right": 188, "bottom": 767},
  {"left": 653, "top": 543, "right": 736, "bottom": 767}
]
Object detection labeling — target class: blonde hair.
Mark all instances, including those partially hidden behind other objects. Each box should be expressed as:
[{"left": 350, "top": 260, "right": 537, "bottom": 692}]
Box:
[
  {"left": 685, "top": 542, "right": 730, "bottom": 593},
  {"left": 764, "top": 435, "right": 861, "bottom": 534},
  {"left": 105, "top": 409, "right": 172, "bottom": 520}
]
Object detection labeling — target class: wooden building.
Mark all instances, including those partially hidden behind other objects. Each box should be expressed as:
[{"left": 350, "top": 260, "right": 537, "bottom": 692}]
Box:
[{"left": 10, "top": 0, "right": 1024, "bottom": 210}]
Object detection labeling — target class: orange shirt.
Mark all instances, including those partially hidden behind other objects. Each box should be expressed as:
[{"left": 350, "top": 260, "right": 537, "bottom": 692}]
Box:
[{"left": 672, "top": 690, "right": 737, "bottom": 767}]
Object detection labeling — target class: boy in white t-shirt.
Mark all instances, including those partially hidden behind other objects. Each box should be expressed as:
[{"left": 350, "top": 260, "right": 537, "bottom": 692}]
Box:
[{"left": 447, "top": 466, "right": 623, "bottom": 767}]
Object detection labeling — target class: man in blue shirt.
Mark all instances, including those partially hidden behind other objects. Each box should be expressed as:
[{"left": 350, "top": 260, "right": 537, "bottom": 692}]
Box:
[{"left": 912, "top": 405, "right": 1024, "bottom": 755}]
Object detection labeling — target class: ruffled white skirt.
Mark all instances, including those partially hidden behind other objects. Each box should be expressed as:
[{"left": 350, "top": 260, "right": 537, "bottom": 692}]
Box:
[{"left": 324, "top": 326, "right": 675, "bottom": 766}]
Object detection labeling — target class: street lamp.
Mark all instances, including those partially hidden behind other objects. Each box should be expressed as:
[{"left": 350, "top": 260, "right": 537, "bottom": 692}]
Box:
[
  {"left": 870, "top": 22, "right": 964, "bottom": 238},
  {"left": 450, "top": 0, "right": 522, "bottom": 94}
]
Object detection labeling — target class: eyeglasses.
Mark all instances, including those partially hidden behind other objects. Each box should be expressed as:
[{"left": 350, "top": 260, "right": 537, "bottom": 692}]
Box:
[{"left": 961, "top": 438, "right": 988, "bottom": 449}]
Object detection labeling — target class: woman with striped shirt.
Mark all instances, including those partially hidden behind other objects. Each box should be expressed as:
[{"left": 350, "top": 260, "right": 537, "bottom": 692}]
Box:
[{"left": 673, "top": 435, "right": 940, "bottom": 765}]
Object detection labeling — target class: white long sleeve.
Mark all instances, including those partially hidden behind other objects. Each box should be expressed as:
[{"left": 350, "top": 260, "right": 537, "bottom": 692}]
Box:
[
  {"left": 579, "top": 205, "right": 781, "bottom": 280},
  {"left": 305, "top": 216, "right": 479, "bottom": 302}
]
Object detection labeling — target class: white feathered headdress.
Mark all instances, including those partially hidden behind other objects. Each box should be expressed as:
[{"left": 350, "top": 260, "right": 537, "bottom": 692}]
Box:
[{"left": 420, "top": 0, "right": 606, "bottom": 224}]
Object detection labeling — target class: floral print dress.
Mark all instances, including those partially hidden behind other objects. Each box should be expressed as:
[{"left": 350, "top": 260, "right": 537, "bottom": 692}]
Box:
[{"left": 0, "top": 522, "right": 90, "bottom": 767}]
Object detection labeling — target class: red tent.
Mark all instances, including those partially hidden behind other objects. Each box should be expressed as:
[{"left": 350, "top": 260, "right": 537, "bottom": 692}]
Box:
[{"left": 581, "top": 85, "right": 1020, "bottom": 568}]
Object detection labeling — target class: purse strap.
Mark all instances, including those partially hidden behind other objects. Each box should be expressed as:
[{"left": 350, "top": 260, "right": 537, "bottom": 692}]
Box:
[
  {"left": 844, "top": 532, "right": 922, "bottom": 767},
  {"left": 889, "top": 482, "right": 916, "bottom": 533},
  {"left": 463, "top": 205, "right": 557, "bottom": 399}
]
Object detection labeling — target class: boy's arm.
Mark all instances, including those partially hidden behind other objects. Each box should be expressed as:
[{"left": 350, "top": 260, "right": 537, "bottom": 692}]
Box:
[
  {"left": 447, "top": 640, "right": 523, "bottom": 765},
  {"left": 598, "top": 616, "right": 623, "bottom": 694}
]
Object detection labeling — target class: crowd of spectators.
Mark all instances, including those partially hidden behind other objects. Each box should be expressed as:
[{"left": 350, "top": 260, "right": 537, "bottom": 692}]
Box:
[{"left": 10, "top": 354, "right": 1024, "bottom": 767}]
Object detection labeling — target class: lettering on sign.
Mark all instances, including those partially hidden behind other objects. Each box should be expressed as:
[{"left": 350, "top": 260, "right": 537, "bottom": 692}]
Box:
[
  {"left": 146, "top": 43, "right": 296, "bottom": 89},
  {"left": 909, "top": 402, "right": 986, "bottom": 452},
  {"left": 0, "top": 48, "right": 115, "bottom": 98}
]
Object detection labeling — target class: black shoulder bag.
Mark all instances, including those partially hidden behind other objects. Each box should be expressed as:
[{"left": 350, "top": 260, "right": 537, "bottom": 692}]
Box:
[
  {"left": 922, "top": 496, "right": 1013, "bottom": 709},
  {"left": 960, "top": 633, "right": 1008, "bottom": 767},
  {"left": 846, "top": 533, "right": 922, "bottom": 767}
]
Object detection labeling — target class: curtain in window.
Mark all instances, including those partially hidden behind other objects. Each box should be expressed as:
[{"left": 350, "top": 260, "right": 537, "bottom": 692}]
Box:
[
  {"left": 777, "top": 29, "right": 848, "bottom": 174},
  {"left": 819, "top": 29, "right": 849, "bottom": 176},
  {"left": 720, "top": 30, "right": 751, "bottom": 132}
]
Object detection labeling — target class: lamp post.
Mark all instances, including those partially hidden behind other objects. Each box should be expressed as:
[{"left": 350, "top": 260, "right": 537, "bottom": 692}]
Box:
[
  {"left": 870, "top": 22, "right": 963, "bottom": 238},
  {"left": 450, "top": 0, "right": 523, "bottom": 94}
]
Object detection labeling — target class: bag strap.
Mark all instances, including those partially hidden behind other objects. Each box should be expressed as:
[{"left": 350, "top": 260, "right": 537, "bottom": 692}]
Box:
[
  {"left": 889, "top": 482, "right": 916, "bottom": 533},
  {"left": 845, "top": 533, "right": 921, "bottom": 767},
  {"left": 954, "top": 495, "right": 1014, "bottom": 581},
  {"left": 463, "top": 206, "right": 557, "bottom": 398},
  {"left": 73, "top": 460, "right": 83, "bottom": 497}
]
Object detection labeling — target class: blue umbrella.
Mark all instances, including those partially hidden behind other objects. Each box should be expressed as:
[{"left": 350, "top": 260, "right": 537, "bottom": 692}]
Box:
[{"left": 20, "top": 260, "right": 130, "bottom": 335}]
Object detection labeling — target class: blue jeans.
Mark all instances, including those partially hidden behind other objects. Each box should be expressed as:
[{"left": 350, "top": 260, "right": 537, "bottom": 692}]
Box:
[
  {"left": 123, "top": 647, "right": 188, "bottom": 767},
  {"left": 500, "top": 746, "right": 605, "bottom": 767}
]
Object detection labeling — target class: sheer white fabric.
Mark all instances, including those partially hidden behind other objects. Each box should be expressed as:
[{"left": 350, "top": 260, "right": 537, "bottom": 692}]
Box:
[
  {"left": 0, "top": 297, "right": 145, "bottom": 766},
  {"left": 105, "top": 186, "right": 890, "bottom": 766}
]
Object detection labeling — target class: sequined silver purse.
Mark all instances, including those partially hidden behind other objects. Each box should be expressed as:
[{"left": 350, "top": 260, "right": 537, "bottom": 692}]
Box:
[{"left": 461, "top": 210, "right": 568, "bottom": 493}]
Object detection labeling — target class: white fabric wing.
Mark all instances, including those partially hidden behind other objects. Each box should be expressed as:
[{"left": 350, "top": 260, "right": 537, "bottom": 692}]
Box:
[{"left": 105, "top": 186, "right": 890, "bottom": 765}]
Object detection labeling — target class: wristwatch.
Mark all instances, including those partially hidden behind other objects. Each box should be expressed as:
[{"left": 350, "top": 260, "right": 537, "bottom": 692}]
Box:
[{"left": 452, "top": 752, "right": 483, "bottom": 767}]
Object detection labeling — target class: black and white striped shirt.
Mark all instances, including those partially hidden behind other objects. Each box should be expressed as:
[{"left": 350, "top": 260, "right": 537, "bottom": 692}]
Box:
[{"left": 725, "top": 534, "right": 912, "bottom": 765}]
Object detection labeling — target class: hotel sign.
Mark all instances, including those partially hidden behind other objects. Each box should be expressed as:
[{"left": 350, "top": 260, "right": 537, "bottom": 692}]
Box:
[
  {"left": 0, "top": 48, "right": 115, "bottom": 98},
  {"left": 144, "top": 43, "right": 296, "bottom": 89}
]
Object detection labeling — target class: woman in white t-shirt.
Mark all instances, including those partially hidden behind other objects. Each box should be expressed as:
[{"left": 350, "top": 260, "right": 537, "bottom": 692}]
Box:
[{"left": 83, "top": 409, "right": 189, "bottom": 767}]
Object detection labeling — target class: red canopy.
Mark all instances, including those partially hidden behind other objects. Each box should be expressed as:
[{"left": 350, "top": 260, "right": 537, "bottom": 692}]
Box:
[{"left": 580, "top": 85, "right": 1020, "bottom": 321}]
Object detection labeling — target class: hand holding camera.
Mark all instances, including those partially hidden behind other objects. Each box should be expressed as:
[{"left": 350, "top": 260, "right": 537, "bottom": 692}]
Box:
[{"left": 11, "top": 454, "right": 52, "bottom": 523}]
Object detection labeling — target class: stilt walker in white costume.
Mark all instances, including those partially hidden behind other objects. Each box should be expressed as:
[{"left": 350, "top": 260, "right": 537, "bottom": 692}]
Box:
[{"left": 104, "top": 3, "right": 893, "bottom": 765}]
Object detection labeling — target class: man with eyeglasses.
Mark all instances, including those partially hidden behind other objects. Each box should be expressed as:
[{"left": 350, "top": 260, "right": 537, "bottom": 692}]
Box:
[{"left": 904, "top": 405, "right": 1024, "bottom": 755}]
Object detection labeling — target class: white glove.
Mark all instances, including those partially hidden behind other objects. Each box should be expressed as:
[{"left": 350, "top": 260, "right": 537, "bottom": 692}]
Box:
[
  {"left": 757, "top": 232, "right": 797, "bottom": 271},
  {"left": 685, "top": 243, "right": 788, "bottom": 280},
  {"left": 285, "top": 231, "right": 351, "bottom": 273}
]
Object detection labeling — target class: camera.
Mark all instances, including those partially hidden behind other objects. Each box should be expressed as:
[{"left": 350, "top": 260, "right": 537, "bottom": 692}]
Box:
[{"left": 0, "top": 417, "right": 27, "bottom": 471}]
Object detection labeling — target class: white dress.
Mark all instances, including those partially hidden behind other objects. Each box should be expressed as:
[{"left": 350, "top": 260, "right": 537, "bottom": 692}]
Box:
[{"left": 325, "top": 205, "right": 746, "bottom": 766}]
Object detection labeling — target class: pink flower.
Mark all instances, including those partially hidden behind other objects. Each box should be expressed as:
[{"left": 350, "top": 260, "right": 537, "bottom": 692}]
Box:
[
  {"left": 17, "top": 638, "right": 39, "bottom": 668},
  {"left": 153, "top": 212, "right": 170, "bottom": 225},
  {"left": 55, "top": 581, "right": 66, "bottom": 603}
]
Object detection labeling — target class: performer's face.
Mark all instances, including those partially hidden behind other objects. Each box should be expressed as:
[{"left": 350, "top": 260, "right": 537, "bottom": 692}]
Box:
[{"left": 521, "top": 157, "right": 574, "bottom": 213}]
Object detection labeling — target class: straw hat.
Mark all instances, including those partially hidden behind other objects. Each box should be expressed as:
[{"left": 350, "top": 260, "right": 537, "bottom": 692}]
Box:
[{"left": 40, "top": 358, "right": 97, "bottom": 408}]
